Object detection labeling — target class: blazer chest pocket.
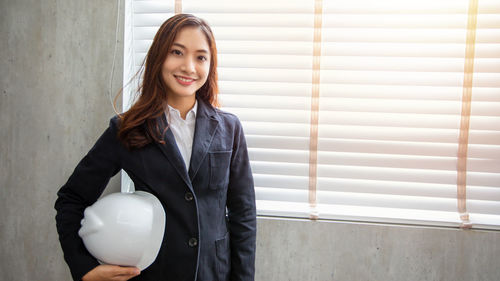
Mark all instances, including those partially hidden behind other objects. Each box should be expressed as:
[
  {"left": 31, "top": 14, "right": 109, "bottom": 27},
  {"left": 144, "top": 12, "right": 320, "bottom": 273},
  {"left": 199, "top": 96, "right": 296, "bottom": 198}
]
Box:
[{"left": 209, "top": 151, "right": 232, "bottom": 190}]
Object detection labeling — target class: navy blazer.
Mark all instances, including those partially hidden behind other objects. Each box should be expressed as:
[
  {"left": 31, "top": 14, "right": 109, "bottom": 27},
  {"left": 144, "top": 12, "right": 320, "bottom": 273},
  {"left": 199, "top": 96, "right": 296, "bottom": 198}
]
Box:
[{"left": 55, "top": 99, "right": 256, "bottom": 281}]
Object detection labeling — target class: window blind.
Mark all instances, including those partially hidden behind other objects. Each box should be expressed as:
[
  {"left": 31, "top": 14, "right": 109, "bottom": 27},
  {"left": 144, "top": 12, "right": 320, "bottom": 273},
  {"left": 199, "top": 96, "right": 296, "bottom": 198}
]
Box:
[{"left": 124, "top": 0, "right": 500, "bottom": 230}]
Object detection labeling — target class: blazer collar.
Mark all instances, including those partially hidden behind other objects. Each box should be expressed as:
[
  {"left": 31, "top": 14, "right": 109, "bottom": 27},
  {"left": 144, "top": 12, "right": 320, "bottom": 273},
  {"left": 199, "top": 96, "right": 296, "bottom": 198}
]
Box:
[
  {"left": 155, "top": 98, "right": 220, "bottom": 189},
  {"left": 188, "top": 99, "right": 220, "bottom": 181}
]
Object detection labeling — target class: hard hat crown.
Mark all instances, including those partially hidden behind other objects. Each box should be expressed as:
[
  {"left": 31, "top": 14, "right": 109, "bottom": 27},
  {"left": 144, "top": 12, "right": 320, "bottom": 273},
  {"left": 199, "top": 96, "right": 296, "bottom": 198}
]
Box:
[{"left": 78, "top": 191, "right": 166, "bottom": 270}]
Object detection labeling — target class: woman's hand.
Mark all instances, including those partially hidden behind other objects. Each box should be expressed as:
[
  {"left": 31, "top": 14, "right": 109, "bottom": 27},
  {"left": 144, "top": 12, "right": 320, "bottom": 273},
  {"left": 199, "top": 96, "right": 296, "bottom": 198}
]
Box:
[{"left": 82, "top": 264, "right": 140, "bottom": 281}]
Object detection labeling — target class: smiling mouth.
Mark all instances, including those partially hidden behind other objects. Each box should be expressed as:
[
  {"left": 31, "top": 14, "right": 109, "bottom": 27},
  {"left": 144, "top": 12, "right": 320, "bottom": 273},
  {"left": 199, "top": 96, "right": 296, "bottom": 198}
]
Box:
[{"left": 174, "top": 75, "right": 196, "bottom": 85}]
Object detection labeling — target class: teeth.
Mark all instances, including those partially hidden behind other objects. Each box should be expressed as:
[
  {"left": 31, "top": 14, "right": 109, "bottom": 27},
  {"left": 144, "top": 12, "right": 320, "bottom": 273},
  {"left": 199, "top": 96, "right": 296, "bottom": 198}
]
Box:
[{"left": 176, "top": 76, "right": 194, "bottom": 82}]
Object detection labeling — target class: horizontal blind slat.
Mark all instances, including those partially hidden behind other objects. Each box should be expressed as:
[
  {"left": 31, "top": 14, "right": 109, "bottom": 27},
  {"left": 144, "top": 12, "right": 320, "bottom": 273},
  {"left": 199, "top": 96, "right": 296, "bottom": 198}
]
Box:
[
  {"left": 318, "top": 125, "right": 459, "bottom": 142},
  {"left": 318, "top": 139, "right": 458, "bottom": 157},
  {"left": 322, "top": 43, "right": 500, "bottom": 58},
  {"left": 249, "top": 148, "right": 309, "bottom": 163},
  {"left": 219, "top": 81, "right": 312, "bottom": 97},
  {"left": 317, "top": 165, "right": 457, "bottom": 184},
  {"left": 183, "top": 0, "right": 314, "bottom": 13},
  {"left": 133, "top": 1, "right": 174, "bottom": 14},
  {"left": 317, "top": 191, "right": 458, "bottom": 212},
  {"left": 322, "top": 0, "right": 470, "bottom": 14},
  {"left": 254, "top": 174, "right": 309, "bottom": 189}
]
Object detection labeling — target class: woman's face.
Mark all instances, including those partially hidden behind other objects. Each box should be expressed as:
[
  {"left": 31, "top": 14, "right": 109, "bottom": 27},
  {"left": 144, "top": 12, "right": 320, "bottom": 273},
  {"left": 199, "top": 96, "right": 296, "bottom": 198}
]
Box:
[{"left": 161, "top": 26, "right": 211, "bottom": 101}]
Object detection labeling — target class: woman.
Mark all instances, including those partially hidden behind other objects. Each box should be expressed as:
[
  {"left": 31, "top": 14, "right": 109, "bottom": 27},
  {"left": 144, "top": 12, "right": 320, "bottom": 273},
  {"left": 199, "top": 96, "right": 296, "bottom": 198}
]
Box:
[{"left": 55, "top": 14, "right": 256, "bottom": 281}]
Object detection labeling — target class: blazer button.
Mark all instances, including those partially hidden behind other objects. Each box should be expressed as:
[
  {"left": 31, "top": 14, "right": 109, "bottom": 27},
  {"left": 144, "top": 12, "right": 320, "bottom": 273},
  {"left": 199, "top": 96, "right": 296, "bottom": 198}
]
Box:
[
  {"left": 184, "top": 192, "right": 194, "bottom": 201},
  {"left": 188, "top": 237, "right": 198, "bottom": 247}
]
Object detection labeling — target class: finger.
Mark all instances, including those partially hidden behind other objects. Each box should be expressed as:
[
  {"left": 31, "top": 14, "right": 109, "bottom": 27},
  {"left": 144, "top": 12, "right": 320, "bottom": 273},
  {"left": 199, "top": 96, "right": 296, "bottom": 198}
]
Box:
[
  {"left": 111, "top": 276, "right": 137, "bottom": 281},
  {"left": 113, "top": 266, "right": 140, "bottom": 277},
  {"left": 116, "top": 273, "right": 140, "bottom": 281}
]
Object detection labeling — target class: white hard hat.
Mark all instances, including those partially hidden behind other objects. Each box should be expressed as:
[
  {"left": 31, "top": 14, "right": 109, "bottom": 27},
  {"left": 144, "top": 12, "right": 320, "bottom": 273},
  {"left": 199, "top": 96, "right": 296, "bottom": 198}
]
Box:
[{"left": 78, "top": 190, "right": 166, "bottom": 270}]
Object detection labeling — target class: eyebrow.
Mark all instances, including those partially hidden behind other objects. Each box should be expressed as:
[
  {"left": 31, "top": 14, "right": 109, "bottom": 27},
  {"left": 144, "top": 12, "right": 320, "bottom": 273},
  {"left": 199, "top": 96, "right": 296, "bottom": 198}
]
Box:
[{"left": 172, "top": 43, "right": 209, "bottom": 54}]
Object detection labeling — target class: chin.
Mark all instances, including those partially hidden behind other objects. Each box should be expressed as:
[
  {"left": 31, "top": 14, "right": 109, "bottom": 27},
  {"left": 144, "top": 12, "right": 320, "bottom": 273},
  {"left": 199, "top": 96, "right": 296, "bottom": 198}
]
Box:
[{"left": 171, "top": 90, "right": 197, "bottom": 98}]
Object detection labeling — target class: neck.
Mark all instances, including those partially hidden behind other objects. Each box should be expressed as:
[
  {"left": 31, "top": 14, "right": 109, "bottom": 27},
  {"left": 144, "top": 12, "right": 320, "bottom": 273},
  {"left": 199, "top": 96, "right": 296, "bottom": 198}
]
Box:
[{"left": 167, "top": 96, "right": 196, "bottom": 119}]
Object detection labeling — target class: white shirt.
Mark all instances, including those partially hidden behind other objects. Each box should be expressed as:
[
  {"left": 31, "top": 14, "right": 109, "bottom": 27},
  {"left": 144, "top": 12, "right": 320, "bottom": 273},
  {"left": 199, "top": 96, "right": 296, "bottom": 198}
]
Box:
[{"left": 166, "top": 101, "right": 197, "bottom": 170}]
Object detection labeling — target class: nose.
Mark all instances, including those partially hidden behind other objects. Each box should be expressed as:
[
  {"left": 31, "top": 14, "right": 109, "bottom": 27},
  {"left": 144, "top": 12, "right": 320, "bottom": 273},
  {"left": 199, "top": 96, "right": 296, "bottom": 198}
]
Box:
[{"left": 181, "top": 56, "right": 195, "bottom": 74}]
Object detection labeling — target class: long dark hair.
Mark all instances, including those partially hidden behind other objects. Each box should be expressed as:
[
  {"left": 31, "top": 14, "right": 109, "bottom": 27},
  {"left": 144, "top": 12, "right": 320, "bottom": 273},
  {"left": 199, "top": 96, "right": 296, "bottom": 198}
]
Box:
[{"left": 115, "top": 14, "right": 218, "bottom": 149}]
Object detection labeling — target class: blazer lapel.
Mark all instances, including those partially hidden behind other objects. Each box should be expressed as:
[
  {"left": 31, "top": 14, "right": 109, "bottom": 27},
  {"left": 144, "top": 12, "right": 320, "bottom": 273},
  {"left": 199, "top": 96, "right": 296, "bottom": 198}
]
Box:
[
  {"left": 188, "top": 100, "right": 219, "bottom": 181},
  {"left": 155, "top": 114, "right": 192, "bottom": 190}
]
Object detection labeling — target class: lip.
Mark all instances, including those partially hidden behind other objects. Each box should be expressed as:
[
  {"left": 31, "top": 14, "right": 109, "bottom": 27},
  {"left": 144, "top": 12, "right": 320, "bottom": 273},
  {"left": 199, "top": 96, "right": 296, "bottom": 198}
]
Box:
[{"left": 174, "top": 75, "right": 196, "bottom": 86}]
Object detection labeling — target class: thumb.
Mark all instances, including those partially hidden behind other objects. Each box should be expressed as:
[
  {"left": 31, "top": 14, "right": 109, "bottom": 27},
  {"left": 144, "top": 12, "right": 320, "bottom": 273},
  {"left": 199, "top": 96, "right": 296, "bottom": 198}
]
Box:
[{"left": 115, "top": 266, "right": 140, "bottom": 276}]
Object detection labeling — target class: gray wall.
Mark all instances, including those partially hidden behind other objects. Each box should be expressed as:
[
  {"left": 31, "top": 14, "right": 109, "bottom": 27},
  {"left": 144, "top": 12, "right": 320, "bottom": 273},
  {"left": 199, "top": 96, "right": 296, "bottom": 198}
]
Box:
[
  {"left": 255, "top": 218, "right": 500, "bottom": 281},
  {"left": 1, "top": 0, "right": 123, "bottom": 280},
  {"left": 1, "top": 1, "right": 499, "bottom": 281}
]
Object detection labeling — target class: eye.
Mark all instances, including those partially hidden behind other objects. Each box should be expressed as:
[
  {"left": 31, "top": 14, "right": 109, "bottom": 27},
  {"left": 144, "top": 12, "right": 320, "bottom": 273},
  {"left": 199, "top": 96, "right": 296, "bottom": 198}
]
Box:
[
  {"left": 171, "top": 49, "right": 182, "bottom": 56},
  {"left": 198, "top": 55, "right": 208, "bottom": 62}
]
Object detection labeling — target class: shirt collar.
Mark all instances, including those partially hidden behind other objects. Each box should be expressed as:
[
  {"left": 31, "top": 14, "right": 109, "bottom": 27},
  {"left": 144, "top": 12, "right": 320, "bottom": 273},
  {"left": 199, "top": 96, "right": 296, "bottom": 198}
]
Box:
[{"left": 166, "top": 100, "right": 198, "bottom": 122}]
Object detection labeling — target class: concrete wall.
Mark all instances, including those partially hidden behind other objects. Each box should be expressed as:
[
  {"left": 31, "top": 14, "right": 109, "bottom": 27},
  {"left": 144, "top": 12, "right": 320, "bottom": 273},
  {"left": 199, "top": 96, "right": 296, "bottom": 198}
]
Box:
[
  {"left": 1, "top": 1, "right": 500, "bottom": 281},
  {"left": 255, "top": 218, "right": 500, "bottom": 281},
  {"left": 0, "top": 0, "right": 123, "bottom": 280}
]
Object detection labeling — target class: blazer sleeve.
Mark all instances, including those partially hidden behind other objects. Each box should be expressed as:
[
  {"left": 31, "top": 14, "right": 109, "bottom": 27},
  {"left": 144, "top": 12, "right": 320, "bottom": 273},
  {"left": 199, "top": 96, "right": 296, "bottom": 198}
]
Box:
[
  {"left": 226, "top": 117, "right": 257, "bottom": 281},
  {"left": 54, "top": 117, "right": 122, "bottom": 281}
]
